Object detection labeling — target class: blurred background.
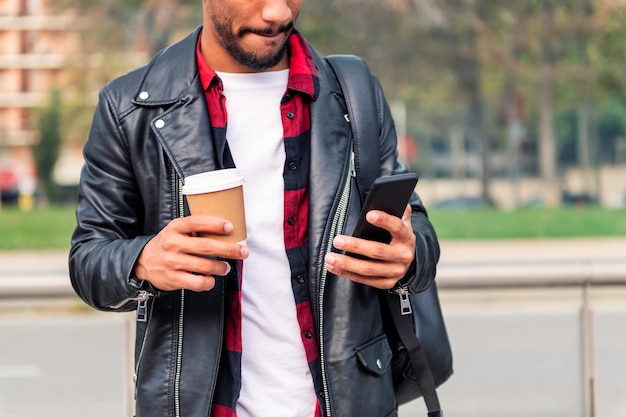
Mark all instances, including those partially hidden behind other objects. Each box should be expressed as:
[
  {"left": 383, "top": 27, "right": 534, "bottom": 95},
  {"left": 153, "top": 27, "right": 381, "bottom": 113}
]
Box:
[{"left": 1, "top": 0, "right": 626, "bottom": 416}]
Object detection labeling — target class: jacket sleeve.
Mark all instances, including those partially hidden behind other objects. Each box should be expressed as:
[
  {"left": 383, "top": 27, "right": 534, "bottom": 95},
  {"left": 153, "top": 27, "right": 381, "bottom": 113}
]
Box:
[
  {"left": 374, "top": 76, "right": 441, "bottom": 294},
  {"left": 69, "top": 87, "right": 156, "bottom": 312}
]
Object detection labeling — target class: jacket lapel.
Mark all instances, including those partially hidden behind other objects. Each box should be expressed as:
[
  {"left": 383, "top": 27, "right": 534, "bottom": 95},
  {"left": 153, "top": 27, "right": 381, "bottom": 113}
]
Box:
[
  {"left": 151, "top": 83, "right": 220, "bottom": 179},
  {"left": 134, "top": 26, "right": 220, "bottom": 179}
]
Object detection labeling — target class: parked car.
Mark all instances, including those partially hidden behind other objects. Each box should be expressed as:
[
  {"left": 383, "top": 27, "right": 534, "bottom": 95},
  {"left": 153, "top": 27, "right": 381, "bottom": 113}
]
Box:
[{"left": 0, "top": 169, "right": 19, "bottom": 205}]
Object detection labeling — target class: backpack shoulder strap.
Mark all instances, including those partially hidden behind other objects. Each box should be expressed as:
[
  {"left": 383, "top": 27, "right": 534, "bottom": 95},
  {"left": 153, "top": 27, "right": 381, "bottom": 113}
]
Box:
[
  {"left": 325, "top": 54, "right": 380, "bottom": 202},
  {"left": 326, "top": 53, "right": 444, "bottom": 417}
]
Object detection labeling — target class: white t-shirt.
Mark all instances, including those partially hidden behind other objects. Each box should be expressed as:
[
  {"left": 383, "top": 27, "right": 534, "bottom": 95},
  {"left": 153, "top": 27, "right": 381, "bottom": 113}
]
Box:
[{"left": 217, "top": 69, "right": 317, "bottom": 417}]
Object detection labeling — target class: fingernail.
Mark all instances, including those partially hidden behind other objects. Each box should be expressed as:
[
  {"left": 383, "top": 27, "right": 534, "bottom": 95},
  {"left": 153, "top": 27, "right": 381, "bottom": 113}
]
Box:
[
  {"left": 224, "top": 222, "right": 234, "bottom": 233},
  {"left": 240, "top": 246, "right": 249, "bottom": 258},
  {"left": 333, "top": 236, "right": 345, "bottom": 248},
  {"left": 325, "top": 253, "right": 335, "bottom": 265},
  {"left": 224, "top": 263, "right": 232, "bottom": 275}
]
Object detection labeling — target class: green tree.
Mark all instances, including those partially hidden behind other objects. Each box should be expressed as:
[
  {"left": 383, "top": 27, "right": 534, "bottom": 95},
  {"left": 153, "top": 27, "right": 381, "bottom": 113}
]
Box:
[
  {"left": 51, "top": 0, "right": 202, "bottom": 145},
  {"left": 57, "top": 0, "right": 200, "bottom": 56},
  {"left": 47, "top": 0, "right": 626, "bottom": 209},
  {"left": 34, "top": 89, "right": 63, "bottom": 204}
]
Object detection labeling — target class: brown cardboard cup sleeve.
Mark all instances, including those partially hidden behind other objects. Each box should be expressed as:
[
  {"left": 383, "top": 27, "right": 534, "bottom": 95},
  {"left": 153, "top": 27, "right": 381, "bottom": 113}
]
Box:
[{"left": 182, "top": 169, "right": 247, "bottom": 243}]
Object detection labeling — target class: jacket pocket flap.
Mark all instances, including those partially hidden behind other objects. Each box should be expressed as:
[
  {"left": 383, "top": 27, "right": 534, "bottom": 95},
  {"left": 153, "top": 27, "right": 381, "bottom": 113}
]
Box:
[{"left": 355, "top": 334, "right": 392, "bottom": 377}]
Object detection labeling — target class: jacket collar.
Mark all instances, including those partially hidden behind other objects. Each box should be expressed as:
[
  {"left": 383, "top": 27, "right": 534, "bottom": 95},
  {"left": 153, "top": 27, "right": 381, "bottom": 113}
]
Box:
[
  {"left": 133, "top": 26, "right": 327, "bottom": 182},
  {"left": 131, "top": 25, "right": 320, "bottom": 106},
  {"left": 131, "top": 26, "right": 203, "bottom": 106},
  {"left": 132, "top": 26, "right": 218, "bottom": 180}
]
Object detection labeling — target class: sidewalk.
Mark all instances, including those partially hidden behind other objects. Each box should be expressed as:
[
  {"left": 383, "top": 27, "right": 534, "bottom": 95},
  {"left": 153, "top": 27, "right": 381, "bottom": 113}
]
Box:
[
  {"left": 439, "top": 236, "right": 626, "bottom": 264},
  {"left": 0, "top": 250, "right": 68, "bottom": 274},
  {"left": 0, "top": 250, "right": 70, "bottom": 298},
  {"left": 438, "top": 237, "right": 626, "bottom": 288}
]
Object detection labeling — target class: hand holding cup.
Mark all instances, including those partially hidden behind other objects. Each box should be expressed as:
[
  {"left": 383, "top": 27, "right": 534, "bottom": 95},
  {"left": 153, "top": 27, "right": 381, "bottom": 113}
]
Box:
[{"left": 134, "top": 169, "right": 249, "bottom": 292}]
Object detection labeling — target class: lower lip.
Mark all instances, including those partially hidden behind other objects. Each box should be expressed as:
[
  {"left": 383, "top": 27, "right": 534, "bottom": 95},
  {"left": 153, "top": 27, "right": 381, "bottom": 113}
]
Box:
[
  {"left": 252, "top": 31, "right": 287, "bottom": 42},
  {"left": 262, "top": 33, "right": 283, "bottom": 42}
]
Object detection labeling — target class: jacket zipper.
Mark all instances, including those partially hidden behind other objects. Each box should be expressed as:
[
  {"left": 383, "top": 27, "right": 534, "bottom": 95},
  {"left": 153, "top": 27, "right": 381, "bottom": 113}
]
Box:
[
  {"left": 318, "top": 138, "right": 356, "bottom": 417},
  {"left": 107, "top": 288, "right": 153, "bottom": 310},
  {"left": 389, "top": 284, "right": 413, "bottom": 315},
  {"left": 122, "top": 173, "right": 187, "bottom": 408},
  {"left": 133, "top": 291, "right": 154, "bottom": 398},
  {"left": 175, "top": 177, "right": 185, "bottom": 417}
]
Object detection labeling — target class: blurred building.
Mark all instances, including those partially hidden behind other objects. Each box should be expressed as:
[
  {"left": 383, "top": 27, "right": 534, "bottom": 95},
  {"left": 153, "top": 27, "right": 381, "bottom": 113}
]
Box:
[
  {"left": 0, "top": 0, "right": 78, "bottom": 202},
  {"left": 601, "top": 0, "right": 626, "bottom": 9}
]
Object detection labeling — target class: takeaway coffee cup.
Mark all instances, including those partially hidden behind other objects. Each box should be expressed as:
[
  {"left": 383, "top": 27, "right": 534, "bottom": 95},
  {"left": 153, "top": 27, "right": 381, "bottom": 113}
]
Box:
[{"left": 182, "top": 169, "right": 247, "bottom": 243}]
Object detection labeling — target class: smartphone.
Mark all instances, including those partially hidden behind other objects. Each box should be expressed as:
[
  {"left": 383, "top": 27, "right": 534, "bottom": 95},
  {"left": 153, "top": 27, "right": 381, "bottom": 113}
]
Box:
[{"left": 351, "top": 173, "right": 419, "bottom": 244}]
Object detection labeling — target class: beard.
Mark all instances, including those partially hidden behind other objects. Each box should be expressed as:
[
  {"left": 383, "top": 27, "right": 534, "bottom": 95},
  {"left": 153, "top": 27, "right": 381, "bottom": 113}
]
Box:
[{"left": 210, "top": 12, "right": 293, "bottom": 71}]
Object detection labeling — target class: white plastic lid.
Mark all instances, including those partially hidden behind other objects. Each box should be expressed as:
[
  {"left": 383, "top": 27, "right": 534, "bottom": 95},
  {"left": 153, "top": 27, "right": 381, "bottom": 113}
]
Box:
[{"left": 182, "top": 169, "right": 244, "bottom": 195}]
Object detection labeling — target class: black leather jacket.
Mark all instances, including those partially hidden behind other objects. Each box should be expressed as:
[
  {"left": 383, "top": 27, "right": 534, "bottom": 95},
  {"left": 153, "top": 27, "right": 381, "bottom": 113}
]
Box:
[{"left": 69, "top": 27, "right": 439, "bottom": 417}]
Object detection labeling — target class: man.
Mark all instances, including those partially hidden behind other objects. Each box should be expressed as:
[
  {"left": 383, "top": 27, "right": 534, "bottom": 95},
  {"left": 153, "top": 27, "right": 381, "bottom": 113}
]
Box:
[{"left": 69, "top": 0, "right": 440, "bottom": 416}]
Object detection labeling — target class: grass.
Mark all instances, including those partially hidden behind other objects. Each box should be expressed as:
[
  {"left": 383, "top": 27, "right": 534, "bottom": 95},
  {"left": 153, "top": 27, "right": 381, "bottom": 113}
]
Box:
[
  {"left": 1, "top": 204, "right": 625, "bottom": 251},
  {"left": 0, "top": 205, "right": 76, "bottom": 251},
  {"left": 429, "top": 206, "right": 626, "bottom": 240}
]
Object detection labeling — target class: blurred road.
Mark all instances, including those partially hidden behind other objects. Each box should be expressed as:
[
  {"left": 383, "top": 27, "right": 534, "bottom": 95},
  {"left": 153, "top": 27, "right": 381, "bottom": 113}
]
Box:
[
  {"left": 0, "top": 314, "right": 131, "bottom": 417},
  {"left": 439, "top": 236, "right": 626, "bottom": 263},
  {"left": 1, "top": 238, "right": 625, "bottom": 417}
]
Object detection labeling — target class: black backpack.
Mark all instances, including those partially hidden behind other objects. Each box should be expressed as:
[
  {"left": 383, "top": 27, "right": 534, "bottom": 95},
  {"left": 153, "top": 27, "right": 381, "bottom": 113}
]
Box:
[{"left": 326, "top": 54, "right": 453, "bottom": 417}]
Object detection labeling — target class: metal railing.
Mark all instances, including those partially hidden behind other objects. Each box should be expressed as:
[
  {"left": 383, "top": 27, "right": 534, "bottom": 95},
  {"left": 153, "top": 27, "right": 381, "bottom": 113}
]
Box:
[
  {"left": 4, "top": 259, "right": 625, "bottom": 298},
  {"left": 2, "top": 258, "right": 626, "bottom": 417},
  {"left": 436, "top": 259, "right": 626, "bottom": 288}
]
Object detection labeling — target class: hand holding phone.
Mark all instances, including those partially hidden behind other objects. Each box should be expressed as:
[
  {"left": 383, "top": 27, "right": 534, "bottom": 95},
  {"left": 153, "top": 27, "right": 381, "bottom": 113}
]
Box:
[{"left": 351, "top": 173, "right": 419, "bottom": 244}]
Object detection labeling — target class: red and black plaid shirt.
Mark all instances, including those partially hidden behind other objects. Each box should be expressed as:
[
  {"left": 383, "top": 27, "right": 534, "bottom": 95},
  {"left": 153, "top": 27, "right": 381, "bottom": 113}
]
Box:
[{"left": 196, "top": 32, "right": 323, "bottom": 417}]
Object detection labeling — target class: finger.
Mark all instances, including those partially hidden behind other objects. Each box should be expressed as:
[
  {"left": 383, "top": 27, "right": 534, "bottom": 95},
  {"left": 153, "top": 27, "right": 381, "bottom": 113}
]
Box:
[
  {"left": 364, "top": 210, "right": 401, "bottom": 238},
  {"left": 349, "top": 275, "right": 400, "bottom": 290},
  {"left": 401, "top": 204, "right": 412, "bottom": 222},
  {"left": 325, "top": 255, "right": 399, "bottom": 289},
  {"left": 180, "top": 236, "right": 249, "bottom": 260},
  {"left": 171, "top": 271, "right": 217, "bottom": 292},
  {"left": 137, "top": 252, "right": 225, "bottom": 292},
  {"left": 332, "top": 234, "right": 400, "bottom": 262},
  {"left": 179, "top": 254, "right": 232, "bottom": 277},
  {"left": 365, "top": 207, "right": 410, "bottom": 238},
  {"left": 169, "top": 215, "right": 235, "bottom": 236},
  {"left": 325, "top": 252, "right": 407, "bottom": 286}
]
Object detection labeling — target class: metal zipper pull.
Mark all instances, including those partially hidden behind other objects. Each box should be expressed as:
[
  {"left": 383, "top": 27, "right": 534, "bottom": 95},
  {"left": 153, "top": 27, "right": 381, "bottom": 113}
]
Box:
[
  {"left": 344, "top": 112, "right": 356, "bottom": 178},
  {"left": 391, "top": 285, "right": 412, "bottom": 315},
  {"left": 136, "top": 290, "right": 151, "bottom": 322},
  {"left": 350, "top": 150, "right": 356, "bottom": 177},
  {"left": 133, "top": 373, "right": 139, "bottom": 399},
  {"left": 399, "top": 291, "right": 412, "bottom": 316}
]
